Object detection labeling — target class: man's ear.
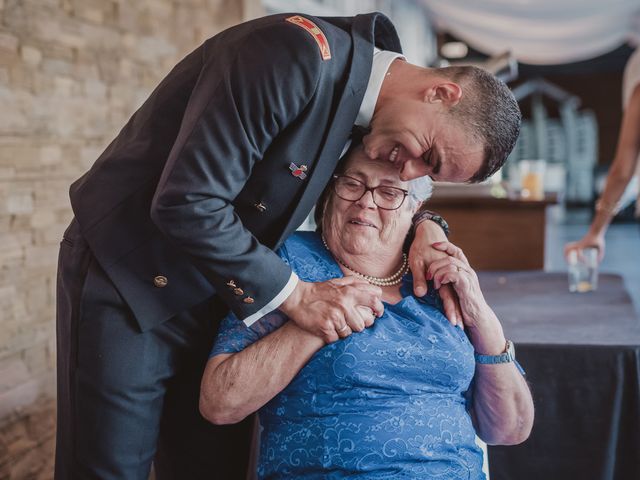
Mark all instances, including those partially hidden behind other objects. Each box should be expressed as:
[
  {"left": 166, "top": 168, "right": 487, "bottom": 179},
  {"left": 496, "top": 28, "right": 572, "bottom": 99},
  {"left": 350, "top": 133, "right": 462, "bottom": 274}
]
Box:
[{"left": 423, "top": 82, "right": 462, "bottom": 107}]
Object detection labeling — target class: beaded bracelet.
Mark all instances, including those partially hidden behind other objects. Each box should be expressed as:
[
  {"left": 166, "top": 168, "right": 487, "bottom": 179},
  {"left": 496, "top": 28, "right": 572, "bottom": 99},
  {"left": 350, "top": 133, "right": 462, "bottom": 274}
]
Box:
[{"left": 411, "top": 209, "right": 449, "bottom": 237}]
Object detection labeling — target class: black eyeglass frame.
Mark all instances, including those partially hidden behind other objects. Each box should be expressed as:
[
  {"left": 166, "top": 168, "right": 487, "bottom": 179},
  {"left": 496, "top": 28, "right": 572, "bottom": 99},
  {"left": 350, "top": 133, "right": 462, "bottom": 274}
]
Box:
[{"left": 331, "top": 174, "right": 409, "bottom": 211}]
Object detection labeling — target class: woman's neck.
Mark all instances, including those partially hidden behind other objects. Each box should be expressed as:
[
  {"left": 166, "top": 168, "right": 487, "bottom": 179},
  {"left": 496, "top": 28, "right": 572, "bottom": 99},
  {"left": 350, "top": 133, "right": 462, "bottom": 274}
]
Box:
[
  {"left": 335, "top": 262, "right": 405, "bottom": 304},
  {"left": 325, "top": 241, "right": 406, "bottom": 287},
  {"left": 338, "top": 250, "right": 404, "bottom": 280}
]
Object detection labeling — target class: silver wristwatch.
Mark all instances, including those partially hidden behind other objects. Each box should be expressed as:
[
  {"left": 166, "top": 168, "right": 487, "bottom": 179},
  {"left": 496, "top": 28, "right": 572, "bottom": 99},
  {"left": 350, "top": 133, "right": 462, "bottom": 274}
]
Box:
[{"left": 474, "top": 340, "right": 525, "bottom": 375}]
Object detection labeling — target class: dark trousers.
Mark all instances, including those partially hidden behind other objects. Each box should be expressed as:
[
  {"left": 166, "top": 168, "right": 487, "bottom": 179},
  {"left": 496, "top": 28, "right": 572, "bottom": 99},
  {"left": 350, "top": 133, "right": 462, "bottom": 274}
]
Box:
[{"left": 55, "top": 220, "right": 253, "bottom": 479}]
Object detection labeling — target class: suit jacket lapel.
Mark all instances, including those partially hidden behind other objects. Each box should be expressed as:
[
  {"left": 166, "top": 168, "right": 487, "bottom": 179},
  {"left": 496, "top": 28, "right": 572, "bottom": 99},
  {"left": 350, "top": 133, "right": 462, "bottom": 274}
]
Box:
[{"left": 276, "top": 14, "right": 399, "bottom": 248}]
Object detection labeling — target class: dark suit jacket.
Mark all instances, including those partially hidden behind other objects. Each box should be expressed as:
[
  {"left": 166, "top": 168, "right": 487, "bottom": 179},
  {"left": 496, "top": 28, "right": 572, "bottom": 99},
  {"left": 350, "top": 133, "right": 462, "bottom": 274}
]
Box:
[{"left": 69, "top": 13, "right": 402, "bottom": 331}]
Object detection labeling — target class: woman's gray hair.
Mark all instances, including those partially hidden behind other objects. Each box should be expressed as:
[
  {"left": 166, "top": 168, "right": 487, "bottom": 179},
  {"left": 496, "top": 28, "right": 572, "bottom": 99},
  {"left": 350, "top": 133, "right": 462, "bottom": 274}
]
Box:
[{"left": 406, "top": 175, "right": 433, "bottom": 209}]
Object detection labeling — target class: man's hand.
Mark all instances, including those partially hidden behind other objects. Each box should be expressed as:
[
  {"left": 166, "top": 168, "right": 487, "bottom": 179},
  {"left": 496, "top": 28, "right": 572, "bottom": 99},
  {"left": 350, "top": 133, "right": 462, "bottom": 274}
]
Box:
[
  {"left": 279, "top": 277, "right": 384, "bottom": 343},
  {"left": 409, "top": 220, "right": 463, "bottom": 327}
]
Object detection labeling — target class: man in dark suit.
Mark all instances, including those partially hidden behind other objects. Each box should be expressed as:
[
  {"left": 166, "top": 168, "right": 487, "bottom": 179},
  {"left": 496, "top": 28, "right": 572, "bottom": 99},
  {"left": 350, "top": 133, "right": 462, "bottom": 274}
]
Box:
[{"left": 55, "top": 11, "right": 520, "bottom": 479}]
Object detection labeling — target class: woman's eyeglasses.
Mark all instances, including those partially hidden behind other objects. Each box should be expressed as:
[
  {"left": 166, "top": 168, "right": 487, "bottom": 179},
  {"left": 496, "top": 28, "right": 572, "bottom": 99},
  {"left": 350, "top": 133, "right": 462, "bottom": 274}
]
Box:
[{"left": 332, "top": 174, "right": 409, "bottom": 210}]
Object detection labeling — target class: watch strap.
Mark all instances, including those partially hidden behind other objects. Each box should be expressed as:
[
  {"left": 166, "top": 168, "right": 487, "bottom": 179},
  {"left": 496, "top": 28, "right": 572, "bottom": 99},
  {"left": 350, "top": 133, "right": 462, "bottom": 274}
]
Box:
[
  {"left": 474, "top": 340, "right": 526, "bottom": 375},
  {"left": 474, "top": 351, "right": 512, "bottom": 364}
]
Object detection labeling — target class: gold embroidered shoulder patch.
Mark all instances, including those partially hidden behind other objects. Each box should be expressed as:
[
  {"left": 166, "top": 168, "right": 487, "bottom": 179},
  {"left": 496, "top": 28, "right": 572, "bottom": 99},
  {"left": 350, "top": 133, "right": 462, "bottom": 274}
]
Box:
[{"left": 285, "top": 15, "right": 331, "bottom": 61}]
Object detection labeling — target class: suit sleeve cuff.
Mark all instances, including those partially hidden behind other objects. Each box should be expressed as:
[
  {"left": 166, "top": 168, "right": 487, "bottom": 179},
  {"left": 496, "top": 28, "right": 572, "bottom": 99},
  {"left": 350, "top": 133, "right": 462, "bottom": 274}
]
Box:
[{"left": 243, "top": 271, "right": 299, "bottom": 327}]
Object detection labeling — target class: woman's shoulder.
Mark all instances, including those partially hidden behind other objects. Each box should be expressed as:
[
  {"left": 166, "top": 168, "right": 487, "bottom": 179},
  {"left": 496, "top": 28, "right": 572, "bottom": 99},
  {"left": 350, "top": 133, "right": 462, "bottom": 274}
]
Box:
[
  {"left": 281, "top": 230, "right": 323, "bottom": 249},
  {"left": 278, "top": 231, "right": 323, "bottom": 261},
  {"left": 277, "top": 231, "right": 342, "bottom": 283}
]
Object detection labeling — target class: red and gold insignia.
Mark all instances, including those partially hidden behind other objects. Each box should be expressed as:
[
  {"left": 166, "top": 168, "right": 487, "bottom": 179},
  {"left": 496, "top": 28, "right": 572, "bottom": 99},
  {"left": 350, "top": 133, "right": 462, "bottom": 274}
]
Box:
[{"left": 285, "top": 15, "right": 331, "bottom": 61}]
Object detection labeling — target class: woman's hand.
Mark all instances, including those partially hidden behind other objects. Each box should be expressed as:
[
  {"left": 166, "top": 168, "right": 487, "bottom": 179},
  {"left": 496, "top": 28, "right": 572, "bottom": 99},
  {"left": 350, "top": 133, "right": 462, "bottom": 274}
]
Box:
[
  {"left": 564, "top": 232, "right": 605, "bottom": 263},
  {"left": 425, "top": 241, "right": 491, "bottom": 328},
  {"left": 426, "top": 241, "right": 506, "bottom": 354},
  {"left": 409, "top": 221, "right": 463, "bottom": 327}
]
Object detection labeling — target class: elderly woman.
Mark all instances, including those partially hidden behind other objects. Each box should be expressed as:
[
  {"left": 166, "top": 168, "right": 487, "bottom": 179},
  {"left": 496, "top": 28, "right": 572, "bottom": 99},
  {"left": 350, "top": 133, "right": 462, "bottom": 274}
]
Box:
[{"left": 200, "top": 144, "right": 534, "bottom": 479}]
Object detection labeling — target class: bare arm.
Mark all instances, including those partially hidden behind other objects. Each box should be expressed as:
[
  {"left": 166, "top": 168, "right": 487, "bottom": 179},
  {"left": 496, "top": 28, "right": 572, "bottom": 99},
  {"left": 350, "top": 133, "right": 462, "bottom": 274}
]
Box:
[
  {"left": 428, "top": 241, "right": 534, "bottom": 445},
  {"left": 200, "top": 321, "right": 324, "bottom": 425},
  {"left": 565, "top": 84, "right": 640, "bottom": 260},
  {"left": 466, "top": 312, "right": 534, "bottom": 445}
]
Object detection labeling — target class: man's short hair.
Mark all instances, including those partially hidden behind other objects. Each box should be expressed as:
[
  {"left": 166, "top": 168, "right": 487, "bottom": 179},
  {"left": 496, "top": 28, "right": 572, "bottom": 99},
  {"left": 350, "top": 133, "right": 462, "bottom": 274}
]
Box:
[{"left": 436, "top": 66, "right": 521, "bottom": 183}]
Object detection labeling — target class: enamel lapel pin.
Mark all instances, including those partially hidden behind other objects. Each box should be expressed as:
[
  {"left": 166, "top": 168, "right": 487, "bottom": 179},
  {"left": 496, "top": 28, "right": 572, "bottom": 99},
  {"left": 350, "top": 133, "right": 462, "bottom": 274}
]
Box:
[{"left": 289, "top": 163, "right": 308, "bottom": 180}]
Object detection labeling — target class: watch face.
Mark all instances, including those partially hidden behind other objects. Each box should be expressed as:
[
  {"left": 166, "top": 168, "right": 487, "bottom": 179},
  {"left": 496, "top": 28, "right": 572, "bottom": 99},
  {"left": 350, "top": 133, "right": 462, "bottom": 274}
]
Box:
[{"left": 506, "top": 340, "right": 515, "bottom": 360}]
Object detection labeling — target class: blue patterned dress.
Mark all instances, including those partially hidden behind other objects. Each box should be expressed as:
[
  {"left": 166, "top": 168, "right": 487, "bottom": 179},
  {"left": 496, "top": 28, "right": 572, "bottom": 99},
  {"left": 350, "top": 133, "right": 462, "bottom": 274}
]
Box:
[{"left": 211, "top": 232, "right": 484, "bottom": 479}]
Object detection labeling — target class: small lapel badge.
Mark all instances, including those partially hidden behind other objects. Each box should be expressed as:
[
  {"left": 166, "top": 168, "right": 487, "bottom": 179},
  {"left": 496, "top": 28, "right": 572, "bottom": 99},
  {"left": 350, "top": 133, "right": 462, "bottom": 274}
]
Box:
[{"left": 289, "top": 163, "right": 308, "bottom": 180}]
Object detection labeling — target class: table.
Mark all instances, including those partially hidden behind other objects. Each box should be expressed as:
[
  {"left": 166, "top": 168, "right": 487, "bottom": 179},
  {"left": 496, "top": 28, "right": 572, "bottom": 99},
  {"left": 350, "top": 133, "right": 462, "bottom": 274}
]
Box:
[
  {"left": 427, "top": 193, "right": 556, "bottom": 270},
  {"left": 478, "top": 272, "right": 640, "bottom": 480}
]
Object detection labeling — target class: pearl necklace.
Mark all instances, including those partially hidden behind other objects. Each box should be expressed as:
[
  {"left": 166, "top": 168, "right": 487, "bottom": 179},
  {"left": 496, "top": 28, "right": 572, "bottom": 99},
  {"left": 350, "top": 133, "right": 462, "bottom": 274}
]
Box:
[{"left": 321, "top": 236, "right": 409, "bottom": 287}]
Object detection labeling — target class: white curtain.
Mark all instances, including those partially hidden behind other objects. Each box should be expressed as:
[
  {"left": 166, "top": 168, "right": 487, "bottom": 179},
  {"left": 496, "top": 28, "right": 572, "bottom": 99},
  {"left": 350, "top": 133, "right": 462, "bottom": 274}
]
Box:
[{"left": 421, "top": 0, "right": 640, "bottom": 65}]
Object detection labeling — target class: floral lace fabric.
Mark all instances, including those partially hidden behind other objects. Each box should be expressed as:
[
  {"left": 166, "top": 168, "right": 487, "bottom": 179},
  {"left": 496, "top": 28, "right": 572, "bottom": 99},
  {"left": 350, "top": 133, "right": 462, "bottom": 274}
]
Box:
[{"left": 211, "top": 231, "right": 484, "bottom": 479}]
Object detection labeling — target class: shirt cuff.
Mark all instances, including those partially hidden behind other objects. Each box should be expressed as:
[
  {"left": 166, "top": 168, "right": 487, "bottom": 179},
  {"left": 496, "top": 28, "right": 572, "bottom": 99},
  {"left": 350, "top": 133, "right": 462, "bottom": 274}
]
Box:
[{"left": 242, "top": 271, "right": 299, "bottom": 327}]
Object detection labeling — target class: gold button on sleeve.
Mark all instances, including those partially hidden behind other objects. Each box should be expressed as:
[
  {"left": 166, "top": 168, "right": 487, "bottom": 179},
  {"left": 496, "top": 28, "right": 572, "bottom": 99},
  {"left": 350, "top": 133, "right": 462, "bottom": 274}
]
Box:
[{"left": 153, "top": 275, "right": 168, "bottom": 288}]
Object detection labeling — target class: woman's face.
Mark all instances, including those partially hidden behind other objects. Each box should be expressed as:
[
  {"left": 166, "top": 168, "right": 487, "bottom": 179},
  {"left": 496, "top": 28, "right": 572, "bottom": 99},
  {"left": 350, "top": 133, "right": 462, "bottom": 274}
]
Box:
[{"left": 323, "top": 148, "right": 417, "bottom": 258}]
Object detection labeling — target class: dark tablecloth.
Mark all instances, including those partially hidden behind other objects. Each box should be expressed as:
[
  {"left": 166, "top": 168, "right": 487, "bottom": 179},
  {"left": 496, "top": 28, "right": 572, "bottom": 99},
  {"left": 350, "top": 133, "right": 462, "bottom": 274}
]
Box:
[{"left": 478, "top": 272, "right": 640, "bottom": 480}]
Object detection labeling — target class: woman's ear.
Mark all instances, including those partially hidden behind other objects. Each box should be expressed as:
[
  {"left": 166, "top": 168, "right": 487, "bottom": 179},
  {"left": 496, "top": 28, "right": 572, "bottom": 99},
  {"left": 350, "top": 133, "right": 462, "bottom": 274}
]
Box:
[{"left": 411, "top": 200, "right": 424, "bottom": 215}]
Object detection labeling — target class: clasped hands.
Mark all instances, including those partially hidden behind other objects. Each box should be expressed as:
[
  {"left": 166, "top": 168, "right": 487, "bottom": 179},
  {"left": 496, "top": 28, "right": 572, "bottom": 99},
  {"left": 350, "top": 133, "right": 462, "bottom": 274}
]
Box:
[
  {"left": 279, "top": 276, "right": 384, "bottom": 343},
  {"left": 280, "top": 221, "right": 492, "bottom": 343}
]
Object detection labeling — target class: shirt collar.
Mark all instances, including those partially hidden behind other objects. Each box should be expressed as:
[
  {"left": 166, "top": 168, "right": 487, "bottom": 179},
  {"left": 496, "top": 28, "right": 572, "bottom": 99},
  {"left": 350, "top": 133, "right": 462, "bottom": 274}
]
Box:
[{"left": 355, "top": 48, "right": 405, "bottom": 127}]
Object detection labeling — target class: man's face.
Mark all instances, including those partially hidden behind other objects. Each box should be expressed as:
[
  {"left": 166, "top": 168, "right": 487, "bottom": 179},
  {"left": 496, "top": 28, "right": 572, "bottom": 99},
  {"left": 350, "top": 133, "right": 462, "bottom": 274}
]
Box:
[{"left": 362, "top": 97, "right": 485, "bottom": 183}]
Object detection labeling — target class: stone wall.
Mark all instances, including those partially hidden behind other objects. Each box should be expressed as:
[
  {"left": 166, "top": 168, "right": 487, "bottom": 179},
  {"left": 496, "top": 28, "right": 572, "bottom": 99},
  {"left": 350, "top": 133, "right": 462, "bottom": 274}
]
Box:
[{"left": 0, "top": 1, "right": 259, "bottom": 477}]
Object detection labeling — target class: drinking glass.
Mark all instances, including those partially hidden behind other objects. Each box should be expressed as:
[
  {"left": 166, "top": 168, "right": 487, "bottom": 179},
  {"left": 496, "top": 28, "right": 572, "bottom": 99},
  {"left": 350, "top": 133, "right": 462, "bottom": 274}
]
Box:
[
  {"left": 567, "top": 247, "right": 599, "bottom": 293},
  {"left": 519, "top": 160, "right": 546, "bottom": 200}
]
